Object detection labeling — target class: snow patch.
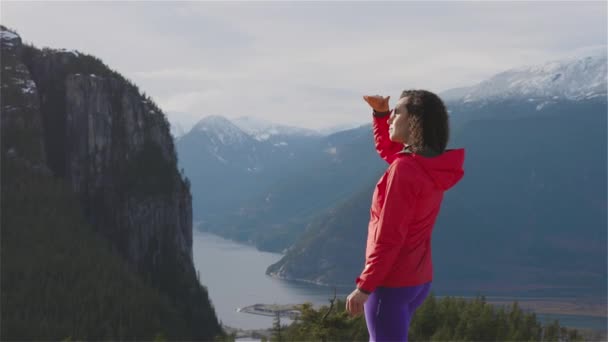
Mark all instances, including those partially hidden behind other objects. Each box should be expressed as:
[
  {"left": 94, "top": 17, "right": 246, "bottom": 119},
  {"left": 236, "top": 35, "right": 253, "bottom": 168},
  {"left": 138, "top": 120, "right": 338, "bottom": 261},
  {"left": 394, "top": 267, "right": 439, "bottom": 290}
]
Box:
[
  {"left": 215, "top": 154, "right": 227, "bottom": 163},
  {"left": 192, "top": 115, "right": 251, "bottom": 146},
  {"left": 256, "top": 133, "right": 271, "bottom": 141},
  {"left": 59, "top": 48, "right": 80, "bottom": 57},
  {"left": 536, "top": 102, "right": 549, "bottom": 111},
  {"left": 21, "top": 79, "right": 36, "bottom": 94},
  {"left": 233, "top": 115, "right": 321, "bottom": 138},
  {"left": 446, "top": 53, "right": 607, "bottom": 103},
  {"left": 0, "top": 30, "right": 20, "bottom": 45}
]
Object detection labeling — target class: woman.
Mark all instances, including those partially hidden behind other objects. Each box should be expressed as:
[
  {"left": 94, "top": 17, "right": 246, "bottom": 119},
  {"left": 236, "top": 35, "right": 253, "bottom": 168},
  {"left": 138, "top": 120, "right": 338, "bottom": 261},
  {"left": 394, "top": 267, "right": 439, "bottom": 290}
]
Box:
[{"left": 346, "top": 90, "right": 465, "bottom": 341}]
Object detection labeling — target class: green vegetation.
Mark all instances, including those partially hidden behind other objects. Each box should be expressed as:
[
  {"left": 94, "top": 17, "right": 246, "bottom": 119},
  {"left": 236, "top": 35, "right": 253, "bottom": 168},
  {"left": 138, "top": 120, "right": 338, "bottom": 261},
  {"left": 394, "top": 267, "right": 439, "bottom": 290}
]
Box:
[
  {"left": 0, "top": 32, "right": 45, "bottom": 163},
  {"left": 1, "top": 155, "right": 180, "bottom": 340},
  {"left": 264, "top": 293, "right": 586, "bottom": 342},
  {"left": 122, "top": 140, "right": 177, "bottom": 197}
]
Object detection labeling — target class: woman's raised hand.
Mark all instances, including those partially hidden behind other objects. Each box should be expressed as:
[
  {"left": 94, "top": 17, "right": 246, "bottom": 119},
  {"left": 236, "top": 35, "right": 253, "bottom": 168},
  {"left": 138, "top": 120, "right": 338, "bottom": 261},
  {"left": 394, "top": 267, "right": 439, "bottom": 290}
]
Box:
[{"left": 363, "top": 95, "right": 390, "bottom": 112}]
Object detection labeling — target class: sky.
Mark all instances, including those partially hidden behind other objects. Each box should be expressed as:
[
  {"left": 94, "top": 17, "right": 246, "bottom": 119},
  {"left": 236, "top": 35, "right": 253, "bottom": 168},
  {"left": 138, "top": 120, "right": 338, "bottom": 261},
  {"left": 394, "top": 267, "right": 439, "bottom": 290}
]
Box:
[{"left": 2, "top": 1, "right": 607, "bottom": 131}]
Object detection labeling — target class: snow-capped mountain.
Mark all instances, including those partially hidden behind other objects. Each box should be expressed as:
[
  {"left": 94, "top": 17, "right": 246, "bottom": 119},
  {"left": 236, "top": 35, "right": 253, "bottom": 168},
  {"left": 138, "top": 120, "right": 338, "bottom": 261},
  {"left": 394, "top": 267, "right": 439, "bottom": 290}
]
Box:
[
  {"left": 317, "top": 122, "right": 368, "bottom": 135},
  {"left": 442, "top": 52, "right": 607, "bottom": 104},
  {"left": 192, "top": 115, "right": 253, "bottom": 146},
  {"left": 232, "top": 116, "right": 321, "bottom": 141},
  {"left": 176, "top": 114, "right": 326, "bottom": 223},
  {"left": 178, "top": 115, "right": 262, "bottom": 172}
]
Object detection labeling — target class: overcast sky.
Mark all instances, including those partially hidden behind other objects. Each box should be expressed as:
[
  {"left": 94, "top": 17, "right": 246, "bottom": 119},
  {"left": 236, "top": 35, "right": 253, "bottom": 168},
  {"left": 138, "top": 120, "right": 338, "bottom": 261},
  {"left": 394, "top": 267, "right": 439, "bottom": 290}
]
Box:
[{"left": 2, "top": 1, "right": 607, "bottom": 130}]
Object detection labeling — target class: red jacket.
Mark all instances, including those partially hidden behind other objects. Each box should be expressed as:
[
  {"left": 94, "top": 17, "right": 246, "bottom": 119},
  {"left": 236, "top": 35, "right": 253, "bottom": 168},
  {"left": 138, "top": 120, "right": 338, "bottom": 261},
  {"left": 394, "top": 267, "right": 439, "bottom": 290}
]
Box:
[{"left": 355, "top": 114, "right": 465, "bottom": 293}]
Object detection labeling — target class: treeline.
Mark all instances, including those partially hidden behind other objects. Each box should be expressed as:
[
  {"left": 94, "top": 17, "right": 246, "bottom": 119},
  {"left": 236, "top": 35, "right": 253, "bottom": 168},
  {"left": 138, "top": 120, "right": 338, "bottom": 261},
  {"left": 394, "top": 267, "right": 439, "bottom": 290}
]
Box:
[
  {"left": 258, "top": 293, "right": 590, "bottom": 342},
  {"left": 0, "top": 155, "right": 224, "bottom": 341}
]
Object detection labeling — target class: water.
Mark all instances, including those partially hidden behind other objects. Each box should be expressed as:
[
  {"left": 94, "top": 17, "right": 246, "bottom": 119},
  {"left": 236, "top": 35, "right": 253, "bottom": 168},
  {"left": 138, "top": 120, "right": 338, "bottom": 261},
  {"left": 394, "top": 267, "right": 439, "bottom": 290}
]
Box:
[
  {"left": 192, "top": 230, "right": 607, "bottom": 332},
  {"left": 535, "top": 313, "right": 607, "bottom": 331},
  {"left": 192, "top": 231, "right": 350, "bottom": 330}
]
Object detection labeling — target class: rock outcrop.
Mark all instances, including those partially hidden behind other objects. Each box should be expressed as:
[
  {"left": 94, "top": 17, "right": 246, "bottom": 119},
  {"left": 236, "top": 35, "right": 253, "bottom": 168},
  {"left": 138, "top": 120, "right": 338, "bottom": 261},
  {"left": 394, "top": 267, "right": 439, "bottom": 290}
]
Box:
[{"left": 1, "top": 25, "right": 220, "bottom": 339}]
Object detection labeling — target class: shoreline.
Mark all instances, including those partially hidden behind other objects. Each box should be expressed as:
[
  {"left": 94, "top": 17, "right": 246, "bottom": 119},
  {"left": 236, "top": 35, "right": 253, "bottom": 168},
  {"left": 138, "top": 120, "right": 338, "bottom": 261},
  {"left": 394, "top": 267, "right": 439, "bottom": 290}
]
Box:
[
  {"left": 199, "top": 231, "right": 606, "bottom": 323},
  {"left": 267, "top": 272, "right": 607, "bottom": 319},
  {"left": 237, "top": 304, "right": 302, "bottom": 320},
  {"left": 266, "top": 271, "right": 350, "bottom": 288}
]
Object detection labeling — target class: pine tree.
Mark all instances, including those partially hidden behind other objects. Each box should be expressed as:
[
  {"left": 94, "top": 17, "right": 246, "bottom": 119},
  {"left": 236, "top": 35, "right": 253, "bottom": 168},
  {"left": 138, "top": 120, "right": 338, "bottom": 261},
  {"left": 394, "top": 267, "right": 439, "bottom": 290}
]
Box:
[{"left": 271, "top": 312, "right": 283, "bottom": 342}]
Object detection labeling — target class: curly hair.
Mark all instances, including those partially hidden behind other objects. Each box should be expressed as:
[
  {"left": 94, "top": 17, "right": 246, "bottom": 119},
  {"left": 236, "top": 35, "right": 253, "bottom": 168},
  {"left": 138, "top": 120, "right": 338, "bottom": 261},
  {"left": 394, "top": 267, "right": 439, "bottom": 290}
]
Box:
[{"left": 400, "top": 89, "right": 450, "bottom": 153}]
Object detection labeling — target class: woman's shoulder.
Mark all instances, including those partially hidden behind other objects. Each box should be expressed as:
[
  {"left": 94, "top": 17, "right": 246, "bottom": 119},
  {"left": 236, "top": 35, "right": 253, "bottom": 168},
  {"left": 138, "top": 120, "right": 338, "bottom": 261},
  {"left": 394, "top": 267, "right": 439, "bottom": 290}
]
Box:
[
  {"left": 389, "top": 154, "right": 434, "bottom": 187},
  {"left": 388, "top": 155, "right": 423, "bottom": 179},
  {"left": 390, "top": 153, "right": 417, "bottom": 169}
]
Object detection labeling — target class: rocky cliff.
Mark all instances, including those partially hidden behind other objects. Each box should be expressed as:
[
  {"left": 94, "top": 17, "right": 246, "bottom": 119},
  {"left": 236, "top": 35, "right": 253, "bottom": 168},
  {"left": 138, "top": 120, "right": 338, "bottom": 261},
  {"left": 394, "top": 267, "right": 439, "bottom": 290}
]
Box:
[
  {"left": 21, "top": 42, "right": 193, "bottom": 272},
  {"left": 1, "top": 26, "right": 220, "bottom": 339}
]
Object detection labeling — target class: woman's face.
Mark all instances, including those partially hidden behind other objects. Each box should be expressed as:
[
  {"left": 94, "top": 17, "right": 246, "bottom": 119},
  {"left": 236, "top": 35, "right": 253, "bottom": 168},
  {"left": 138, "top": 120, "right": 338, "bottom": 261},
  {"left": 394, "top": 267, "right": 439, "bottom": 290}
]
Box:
[{"left": 388, "top": 97, "right": 410, "bottom": 144}]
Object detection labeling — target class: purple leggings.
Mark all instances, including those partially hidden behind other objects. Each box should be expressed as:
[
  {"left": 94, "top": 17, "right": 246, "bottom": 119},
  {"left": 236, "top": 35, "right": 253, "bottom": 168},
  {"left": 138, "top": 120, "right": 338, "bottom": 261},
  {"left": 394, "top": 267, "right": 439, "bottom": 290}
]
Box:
[{"left": 364, "top": 282, "right": 432, "bottom": 342}]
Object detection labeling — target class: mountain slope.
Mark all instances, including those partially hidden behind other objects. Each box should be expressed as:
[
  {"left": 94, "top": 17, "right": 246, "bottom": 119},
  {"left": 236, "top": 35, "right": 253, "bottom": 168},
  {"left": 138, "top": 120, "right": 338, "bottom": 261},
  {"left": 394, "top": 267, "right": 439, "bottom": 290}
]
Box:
[
  {"left": 201, "top": 123, "right": 387, "bottom": 252},
  {"left": 266, "top": 183, "right": 374, "bottom": 284},
  {"left": 177, "top": 114, "right": 325, "bottom": 222},
  {"left": 2, "top": 153, "right": 192, "bottom": 340},
  {"left": 232, "top": 115, "right": 321, "bottom": 142},
  {"left": 267, "top": 53, "right": 607, "bottom": 298},
  {"left": 269, "top": 100, "right": 607, "bottom": 297},
  {"left": 448, "top": 53, "right": 607, "bottom": 104}
]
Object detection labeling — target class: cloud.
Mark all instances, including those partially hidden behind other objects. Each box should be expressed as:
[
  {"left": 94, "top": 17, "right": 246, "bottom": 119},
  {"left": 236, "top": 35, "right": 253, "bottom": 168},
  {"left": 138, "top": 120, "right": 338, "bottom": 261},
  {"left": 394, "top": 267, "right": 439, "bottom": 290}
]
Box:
[
  {"left": 2, "top": 1, "right": 606, "bottom": 131},
  {"left": 157, "top": 90, "right": 223, "bottom": 113},
  {"left": 133, "top": 67, "right": 244, "bottom": 82}
]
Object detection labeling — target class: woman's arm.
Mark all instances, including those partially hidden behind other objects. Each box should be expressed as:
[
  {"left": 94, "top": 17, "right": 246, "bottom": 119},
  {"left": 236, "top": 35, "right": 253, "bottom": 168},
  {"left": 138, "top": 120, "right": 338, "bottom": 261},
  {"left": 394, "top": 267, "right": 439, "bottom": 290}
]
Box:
[
  {"left": 373, "top": 110, "right": 404, "bottom": 164},
  {"left": 363, "top": 95, "right": 403, "bottom": 163}
]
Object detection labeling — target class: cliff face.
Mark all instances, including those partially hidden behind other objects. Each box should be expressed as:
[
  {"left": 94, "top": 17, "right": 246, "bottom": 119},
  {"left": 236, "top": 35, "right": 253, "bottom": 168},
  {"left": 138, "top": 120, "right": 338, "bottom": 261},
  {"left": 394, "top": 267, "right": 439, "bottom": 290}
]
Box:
[
  {"left": 20, "top": 45, "right": 193, "bottom": 273},
  {"left": 1, "top": 26, "right": 220, "bottom": 339}
]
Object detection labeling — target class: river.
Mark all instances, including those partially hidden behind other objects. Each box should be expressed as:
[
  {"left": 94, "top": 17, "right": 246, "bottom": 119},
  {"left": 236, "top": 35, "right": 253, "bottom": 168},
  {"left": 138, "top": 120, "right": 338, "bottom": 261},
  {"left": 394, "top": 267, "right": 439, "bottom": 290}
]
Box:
[
  {"left": 192, "top": 230, "right": 351, "bottom": 330},
  {"left": 192, "top": 230, "right": 607, "bottom": 333}
]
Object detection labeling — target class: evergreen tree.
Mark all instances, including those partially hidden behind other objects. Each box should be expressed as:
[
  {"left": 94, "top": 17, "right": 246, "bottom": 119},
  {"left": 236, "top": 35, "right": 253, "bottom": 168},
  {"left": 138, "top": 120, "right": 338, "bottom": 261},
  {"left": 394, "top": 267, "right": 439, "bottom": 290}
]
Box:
[
  {"left": 271, "top": 312, "right": 284, "bottom": 342},
  {"left": 279, "top": 293, "right": 588, "bottom": 342}
]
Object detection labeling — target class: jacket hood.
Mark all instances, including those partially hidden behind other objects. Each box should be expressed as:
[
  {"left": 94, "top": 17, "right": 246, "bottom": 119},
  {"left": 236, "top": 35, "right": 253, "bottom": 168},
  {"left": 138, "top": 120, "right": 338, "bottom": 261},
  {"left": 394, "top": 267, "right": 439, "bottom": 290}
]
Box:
[{"left": 408, "top": 148, "right": 465, "bottom": 191}]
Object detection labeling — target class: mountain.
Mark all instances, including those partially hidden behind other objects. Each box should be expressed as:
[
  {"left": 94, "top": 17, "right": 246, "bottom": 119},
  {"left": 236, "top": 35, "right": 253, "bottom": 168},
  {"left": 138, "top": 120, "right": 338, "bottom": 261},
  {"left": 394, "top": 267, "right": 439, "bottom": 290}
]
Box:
[
  {"left": 266, "top": 183, "right": 374, "bottom": 285},
  {"left": 177, "top": 116, "right": 387, "bottom": 253},
  {"left": 267, "top": 54, "right": 607, "bottom": 299},
  {"left": 202, "top": 124, "right": 387, "bottom": 252},
  {"left": 318, "top": 122, "right": 369, "bottom": 135},
  {"left": 176, "top": 115, "right": 269, "bottom": 217},
  {"left": 0, "top": 26, "right": 221, "bottom": 340},
  {"left": 190, "top": 115, "right": 262, "bottom": 168},
  {"left": 232, "top": 115, "right": 321, "bottom": 142},
  {"left": 176, "top": 115, "right": 325, "bottom": 230},
  {"left": 448, "top": 53, "right": 607, "bottom": 105},
  {"left": 177, "top": 113, "right": 386, "bottom": 252},
  {"left": 442, "top": 52, "right": 607, "bottom": 134}
]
